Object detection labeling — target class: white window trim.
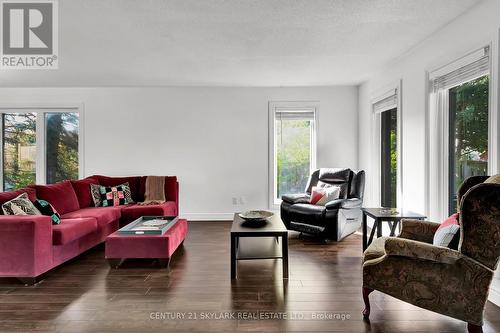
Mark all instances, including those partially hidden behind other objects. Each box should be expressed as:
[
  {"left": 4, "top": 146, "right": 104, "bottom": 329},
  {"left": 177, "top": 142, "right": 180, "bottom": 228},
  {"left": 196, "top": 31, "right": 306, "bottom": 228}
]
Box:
[
  {"left": 369, "top": 80, "right": 403, "bottom": 209},
  {"left": 425, "top": 43, "right": 497, "bottom": 221},
  {"left": 0, "top": 103, "right": 85, "bottom": 191},
  {"left": 268, "top": 101, "right": 318, "bottom": 210}
]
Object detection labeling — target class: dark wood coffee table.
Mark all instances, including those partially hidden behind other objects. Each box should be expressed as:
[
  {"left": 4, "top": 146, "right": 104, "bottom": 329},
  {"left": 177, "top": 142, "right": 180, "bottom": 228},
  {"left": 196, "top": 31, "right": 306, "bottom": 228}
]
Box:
[
  {"left": 361, "top": 208, "right": 426, "bottom": 251},
  {"left": 230, "top": 213, "right": 288, "bottom": 279}
]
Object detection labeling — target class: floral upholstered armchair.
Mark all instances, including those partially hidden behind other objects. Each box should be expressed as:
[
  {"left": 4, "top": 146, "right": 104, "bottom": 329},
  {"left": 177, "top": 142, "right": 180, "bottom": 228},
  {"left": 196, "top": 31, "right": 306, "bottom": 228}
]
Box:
[{"left": 362, "top": 176, "right": 500, "bottom": 333}]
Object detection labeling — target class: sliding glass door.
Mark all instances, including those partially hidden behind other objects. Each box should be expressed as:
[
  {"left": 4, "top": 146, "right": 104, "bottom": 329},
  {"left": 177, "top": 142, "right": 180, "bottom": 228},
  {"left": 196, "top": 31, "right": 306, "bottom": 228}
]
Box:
[
  {"left": 380, "top": 108, "right": 398, "bottom": 208},
  {"left": 447, "top": 75, "right": 489, "bottom": 214}
]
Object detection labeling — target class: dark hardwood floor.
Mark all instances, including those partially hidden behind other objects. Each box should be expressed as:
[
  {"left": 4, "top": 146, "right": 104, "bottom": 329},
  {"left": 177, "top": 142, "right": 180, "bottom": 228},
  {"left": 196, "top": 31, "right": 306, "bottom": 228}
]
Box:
[{"left": 0, "top": 221, "right": 499, "bottom": 332}]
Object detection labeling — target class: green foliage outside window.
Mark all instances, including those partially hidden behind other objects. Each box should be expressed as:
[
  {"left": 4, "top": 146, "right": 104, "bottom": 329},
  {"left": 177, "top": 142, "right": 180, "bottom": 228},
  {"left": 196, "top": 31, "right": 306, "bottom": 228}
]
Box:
[
  {"left": 2, "top": 112, "right": 79, "bottom": 191},
  {"left": 449, "top": 75, "right": 489, "bottom": 213},
  {"left": 276, "top": 120, "right": 312, "bottom": 199}
]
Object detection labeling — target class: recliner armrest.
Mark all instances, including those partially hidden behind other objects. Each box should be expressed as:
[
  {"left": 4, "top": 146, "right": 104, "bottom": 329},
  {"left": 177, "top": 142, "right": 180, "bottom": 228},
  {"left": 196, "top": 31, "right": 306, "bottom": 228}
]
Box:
[
  {"left": 325, "top": 198, "right": 362, "bottom": 210},
  {"left": 281, "top": 193, "right": 310, "bottom": 204}
]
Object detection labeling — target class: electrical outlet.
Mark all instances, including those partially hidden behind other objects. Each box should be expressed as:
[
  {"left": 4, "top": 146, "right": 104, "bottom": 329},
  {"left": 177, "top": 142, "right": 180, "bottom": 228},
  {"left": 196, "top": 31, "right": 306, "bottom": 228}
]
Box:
[
  {"left": 238, "top": 197, "right": 245, "bottom": 205},
  {"left": 232, "top": 197, "right": 238, "bottom": 205}
]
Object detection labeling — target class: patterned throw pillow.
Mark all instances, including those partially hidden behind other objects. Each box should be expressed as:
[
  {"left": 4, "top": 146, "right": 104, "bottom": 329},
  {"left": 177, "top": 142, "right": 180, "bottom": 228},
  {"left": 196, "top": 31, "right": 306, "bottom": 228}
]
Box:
[
  {"left": 99, "top": 185, "right": 128, "bottom": 207},
  {"left": 433, "top": 213, "right": 460, "bottom": 248},
  {"left": 33, "top": 199, "right": 61, "bottom": 225},
  {"left": 2, "top": 193, "right": 41, "bottom": 216},
  {"left": 91, "top": 182, "right": 133, "bottom": 207}
]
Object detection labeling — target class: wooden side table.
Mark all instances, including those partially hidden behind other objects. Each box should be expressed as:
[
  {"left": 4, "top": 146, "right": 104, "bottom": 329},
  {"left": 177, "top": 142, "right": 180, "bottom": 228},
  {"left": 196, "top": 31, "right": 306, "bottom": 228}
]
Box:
[{"left": 361, "top": 208, "right": 426, "bottom": 251}]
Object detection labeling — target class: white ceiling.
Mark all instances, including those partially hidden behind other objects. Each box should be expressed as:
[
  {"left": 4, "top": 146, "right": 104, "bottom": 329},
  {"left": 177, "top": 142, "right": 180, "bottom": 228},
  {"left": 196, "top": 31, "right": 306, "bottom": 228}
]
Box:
[{"left": 0, "top": 0, "right": 482, "bottom": 87}]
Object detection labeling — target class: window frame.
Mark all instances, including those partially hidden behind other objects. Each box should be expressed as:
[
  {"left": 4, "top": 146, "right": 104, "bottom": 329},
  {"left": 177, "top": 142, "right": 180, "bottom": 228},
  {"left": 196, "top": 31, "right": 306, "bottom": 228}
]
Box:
[
  {"left": 0, "top": 103, "right": 84, "bottom": 191},
  {"left": 268, "top": 101, "right": 318, "bottom": 209},
  {"left": 426, "top": 45, "right": 495, "bottom": 221},
  {"left": 370, "top": 81, "right": 403, "bottom": 209}
]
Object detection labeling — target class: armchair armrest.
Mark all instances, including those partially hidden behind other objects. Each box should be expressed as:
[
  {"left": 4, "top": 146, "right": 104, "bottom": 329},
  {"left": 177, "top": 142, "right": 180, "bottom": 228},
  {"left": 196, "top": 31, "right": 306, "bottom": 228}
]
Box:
[
  {"left": 0, "top": 216, "right": 53, "bottom": 277},
  {"left": 398, "top": 219, "right": 440, "bottom": 244},
  {"left": 384, "top": 237, "right": 461, "bottom": 264},
  {"left": 325, "top": 198, "right": 362, "bottom": 210},
  {"left": 281, "top": 193, "right": 310, "bottom": 204}
]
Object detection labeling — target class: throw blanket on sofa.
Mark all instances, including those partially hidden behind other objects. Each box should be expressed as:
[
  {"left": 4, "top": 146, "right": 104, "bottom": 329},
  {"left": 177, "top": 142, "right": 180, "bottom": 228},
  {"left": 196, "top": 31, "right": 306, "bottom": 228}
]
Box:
[{"left": 138, "top": 176, "right": 165, "bottom": 205}]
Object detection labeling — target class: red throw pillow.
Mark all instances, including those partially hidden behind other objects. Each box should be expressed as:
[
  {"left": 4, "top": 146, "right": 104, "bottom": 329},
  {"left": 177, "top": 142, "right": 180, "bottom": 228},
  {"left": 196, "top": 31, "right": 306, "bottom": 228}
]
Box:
[
  {"left": 433, "top": 213, "right": 460, "bottom": 249},
  {"left": 71, "top": 177, "right": 100, "bottom": 208},
  {"left": 310, "top": 187, "right": 325, "bottom": 204},
  {"left": 35, "top": 181, "right": 80, "bottom": 215}
]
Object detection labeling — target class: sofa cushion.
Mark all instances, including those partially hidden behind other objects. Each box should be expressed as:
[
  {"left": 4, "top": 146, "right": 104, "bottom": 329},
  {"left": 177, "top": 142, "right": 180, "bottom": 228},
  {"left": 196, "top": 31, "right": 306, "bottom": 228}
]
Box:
[
  {"left": 33, "top": 199, "right": 61, "bottom": 225},
  {"left": 71, "top": 177, "right": 99, "bottom": 209},
  {"left": 91, "top": 183, "right": 133, "bottom": 207},
  {"left": 98, "top": 185, "right": 128, "bottom": 207},
  {"left": 433, "top": 213, "right": 460, "bottom": 249},
  {"left": 35, "top": 181, "right": 80, "bottom": 215},
  {"left": 94, "top": 176, "right": 142, "bottom": 202},
  {"left": 0, "top": 187, "right": 37, "bottom": 208},
  {"left": 52, "top": 217, "right": 98, "bottom": 245},
  {"left": 139, "top": 176, "right": 177, "bottom": 202},
  {"left": 310, "top": 186, "right": 340, "bottom": 206},
  {"left": 2, "top": 192, "right": 41, "bottom": 216},
  {"left": 120, "top": 202, "right": 177, "bottom": 224},
  {"left": 61, "top": 207, "right": 121, "bottom": 228}
]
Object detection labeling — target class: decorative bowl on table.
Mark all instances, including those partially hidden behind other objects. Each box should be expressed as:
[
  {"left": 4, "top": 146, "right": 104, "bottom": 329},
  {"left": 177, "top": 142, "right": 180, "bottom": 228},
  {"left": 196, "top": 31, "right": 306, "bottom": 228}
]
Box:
[{"left": 238, "top": 210, "right": 274, "bottom": 221}]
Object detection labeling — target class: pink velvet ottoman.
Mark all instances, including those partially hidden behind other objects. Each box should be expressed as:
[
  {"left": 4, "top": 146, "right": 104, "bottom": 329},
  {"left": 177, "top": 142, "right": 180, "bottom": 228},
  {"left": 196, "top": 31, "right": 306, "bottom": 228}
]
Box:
[{"left": 105, "top": 218, "right": 188, "bottom": 269}]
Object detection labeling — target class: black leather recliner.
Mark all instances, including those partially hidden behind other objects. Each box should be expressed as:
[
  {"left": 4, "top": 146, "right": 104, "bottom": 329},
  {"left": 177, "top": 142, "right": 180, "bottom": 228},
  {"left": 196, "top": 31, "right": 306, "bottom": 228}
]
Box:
[{"left": 280, "top": 168, "right": 365, "bottom": 241}]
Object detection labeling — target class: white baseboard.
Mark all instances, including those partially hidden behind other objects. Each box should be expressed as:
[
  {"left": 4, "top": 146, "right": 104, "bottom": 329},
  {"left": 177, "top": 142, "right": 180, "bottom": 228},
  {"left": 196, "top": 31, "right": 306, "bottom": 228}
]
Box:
[{"left": 180, "top": 213, "right": 234, "bottom": 221}]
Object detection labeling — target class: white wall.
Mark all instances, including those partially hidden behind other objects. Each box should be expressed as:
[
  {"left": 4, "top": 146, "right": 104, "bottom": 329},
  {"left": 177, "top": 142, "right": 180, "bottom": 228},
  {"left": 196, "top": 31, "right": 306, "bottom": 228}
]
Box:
[
  {"left": 0, "top": 86, "right": 358, "bottom": 220},
  {"left": 358, "top": 0, "right": 500, "bottom": 218}
]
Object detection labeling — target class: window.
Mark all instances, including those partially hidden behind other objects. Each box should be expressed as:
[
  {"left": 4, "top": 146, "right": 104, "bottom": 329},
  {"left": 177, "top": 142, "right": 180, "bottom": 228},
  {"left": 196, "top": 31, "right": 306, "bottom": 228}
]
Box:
[
  {"left": 45, "top": 112, "right": 80, "bottom": 184},
  {"left": 372, "top": 85, "right": 401, "bottom": 209},
  {"left": 448, "top": 76, "right": 489, "bottom": 214},
  {"left": 380, "top": 108, "right": 398, "bottom": 208},
  {"left": 1, "top": 108, "right": 82, "bottom": 191},
  {"left": 428, "top": 46, "right": 490, "bottom": 219},
  {"left": 2, "top": 113, "right": 37, "bottom": 191},
  {"left": 269, "top": 102, "right": 317, "bottom": 207}
]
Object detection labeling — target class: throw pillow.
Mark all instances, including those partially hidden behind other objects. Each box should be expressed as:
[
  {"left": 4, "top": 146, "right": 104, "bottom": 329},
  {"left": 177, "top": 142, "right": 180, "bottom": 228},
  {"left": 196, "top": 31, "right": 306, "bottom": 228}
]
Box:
[
  {"left": 316, "top": 186, "right": 341, "bottom": 206},
  {"left": 99, "top": 185, "right": 128, "bottom": 207},
  {"left": 71, "top": 177, "right": 100, "bottom": 208},
  {"left": 316, "top": 181, "right": 333, "bottom": 189},
  {"left": 91, "top": 182, "right": 133, "bottom": 207},
  {"left": 484, "top": 174, "right": 500, "bottom": 184},
  {"left": 433, "top": 213, "right": 460, "bottom": 248},
  {"left": 310, "top": 186, "right": 326, "bottom": 204},
  {"left": 310, "top": 186, "right": 340, "bottom": 206},
  {"left": 2, "top": 193, "right": 41, "bottom": 216},
  {"left": 33, "top": 199, "right": 61, "bottom": 225}
]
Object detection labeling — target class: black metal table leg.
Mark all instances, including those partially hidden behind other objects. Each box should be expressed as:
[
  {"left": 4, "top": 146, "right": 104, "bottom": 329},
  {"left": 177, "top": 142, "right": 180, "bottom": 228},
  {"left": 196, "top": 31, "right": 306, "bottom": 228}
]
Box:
[
  {"left": 282, "top": 234, "right": 288, "bottom": 279},
  {"left": 376, "top": 218, "right": 382, "bottom": 238},
  {"left": 230, "top": 235, "right": 236, "bottom": 279},
  {"left": 362, "top": 213, "right": 368, "bottom": 251}
]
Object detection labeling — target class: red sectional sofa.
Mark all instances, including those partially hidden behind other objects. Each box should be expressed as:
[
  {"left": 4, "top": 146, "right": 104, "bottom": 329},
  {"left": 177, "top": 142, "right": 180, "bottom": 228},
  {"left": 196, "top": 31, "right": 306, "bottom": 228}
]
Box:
[{"left": 0, "top": 175, "right": 179, "bottom": 284}]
